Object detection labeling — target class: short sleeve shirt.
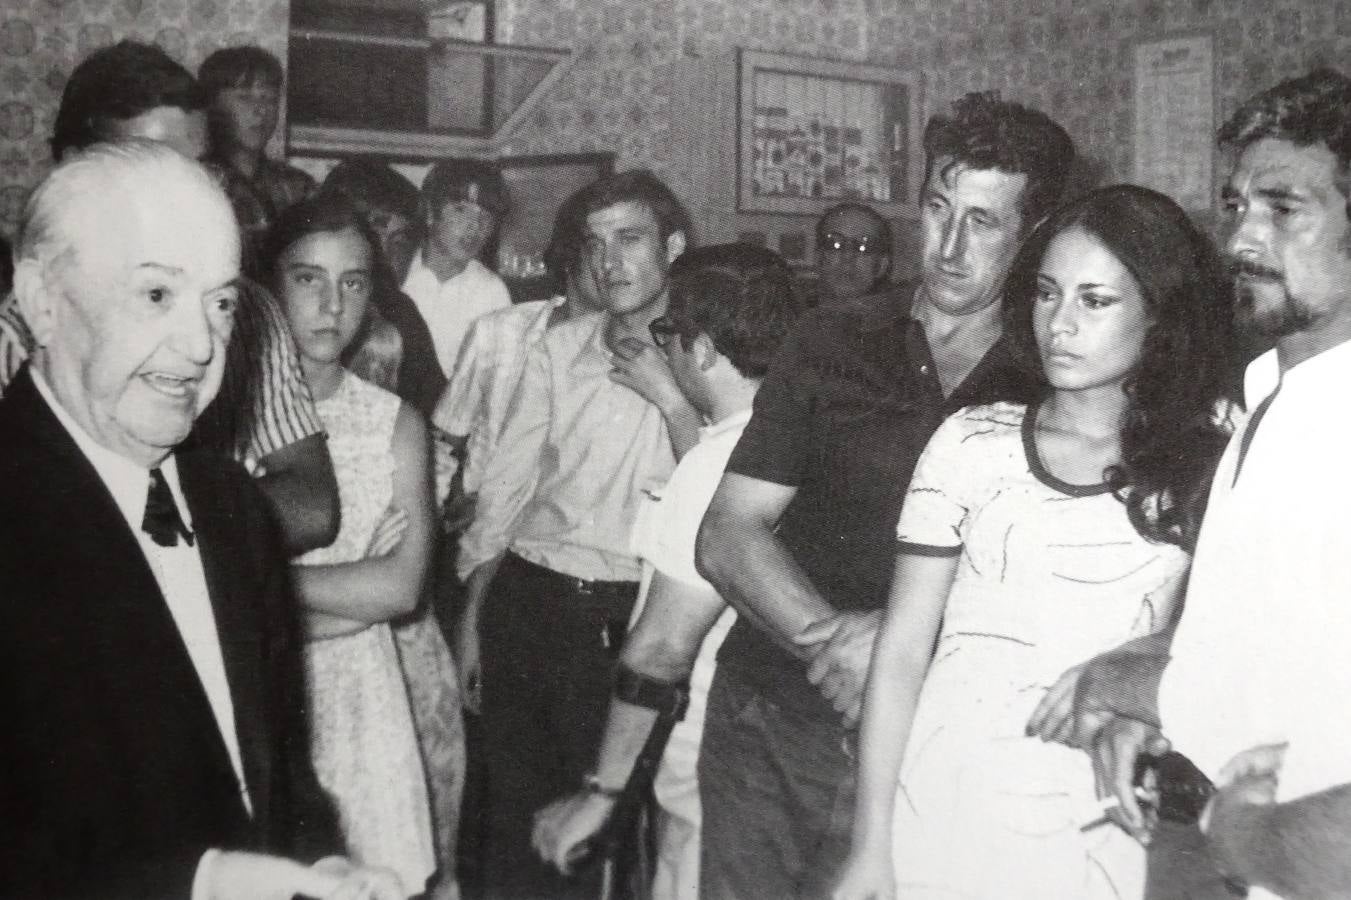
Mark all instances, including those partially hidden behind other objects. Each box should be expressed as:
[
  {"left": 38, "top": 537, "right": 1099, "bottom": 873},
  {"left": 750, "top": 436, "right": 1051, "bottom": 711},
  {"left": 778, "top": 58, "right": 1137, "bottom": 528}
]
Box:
[{"left": 719, "top": 288, "right": 1039, "bottom": 715}]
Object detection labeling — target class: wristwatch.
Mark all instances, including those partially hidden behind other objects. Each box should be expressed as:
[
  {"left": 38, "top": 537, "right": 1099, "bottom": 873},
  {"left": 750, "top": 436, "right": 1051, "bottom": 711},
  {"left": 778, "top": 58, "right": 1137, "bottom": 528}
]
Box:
[{"left": 581, "top": 772, "right": 623, "bottom": 798}]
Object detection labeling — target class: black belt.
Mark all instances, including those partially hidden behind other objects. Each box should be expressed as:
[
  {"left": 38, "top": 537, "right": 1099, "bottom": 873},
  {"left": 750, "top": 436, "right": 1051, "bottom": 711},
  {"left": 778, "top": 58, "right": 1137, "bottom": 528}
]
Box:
[{"left": 502, "top": 552, "right": 638, "bottom": 601}]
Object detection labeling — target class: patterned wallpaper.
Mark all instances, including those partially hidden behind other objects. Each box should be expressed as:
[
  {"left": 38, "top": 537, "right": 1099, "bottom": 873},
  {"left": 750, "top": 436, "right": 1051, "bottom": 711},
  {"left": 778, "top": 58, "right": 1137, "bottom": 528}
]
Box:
[
  {"left": 495, "top": 0, "right": 1351, "bottom": 255},
  {"left": 2, "top": 0, "right": 1349, "bottom": 238},
  {"left": 0, "top": 0, "right": 288, "bottom": 235}
]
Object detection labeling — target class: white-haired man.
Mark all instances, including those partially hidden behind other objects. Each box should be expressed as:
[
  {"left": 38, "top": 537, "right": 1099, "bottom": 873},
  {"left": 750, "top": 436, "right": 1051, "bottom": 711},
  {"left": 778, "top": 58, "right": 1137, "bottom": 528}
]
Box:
[{"left": 0, "top": 142, "right": 400, "bottom": 900}]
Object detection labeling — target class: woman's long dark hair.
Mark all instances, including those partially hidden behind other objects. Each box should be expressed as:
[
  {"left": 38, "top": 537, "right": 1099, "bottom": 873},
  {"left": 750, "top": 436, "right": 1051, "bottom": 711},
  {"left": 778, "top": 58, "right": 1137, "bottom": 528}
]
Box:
[{"left": 1003, "top": 184, "right": 1236, "bottom": 550}]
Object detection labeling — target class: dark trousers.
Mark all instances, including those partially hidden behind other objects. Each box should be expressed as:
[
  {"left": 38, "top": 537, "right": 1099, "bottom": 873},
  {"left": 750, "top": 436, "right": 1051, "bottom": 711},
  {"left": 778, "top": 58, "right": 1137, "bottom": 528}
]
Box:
[
  {"left": 1146, "top": 820, "right": 1244, "bottom": 900},
  {"left": 478, "top": 553, "right": 638, "bottom": 900},
  {"left": 698, "top": 667, "right": 855, "bottom": 900}
]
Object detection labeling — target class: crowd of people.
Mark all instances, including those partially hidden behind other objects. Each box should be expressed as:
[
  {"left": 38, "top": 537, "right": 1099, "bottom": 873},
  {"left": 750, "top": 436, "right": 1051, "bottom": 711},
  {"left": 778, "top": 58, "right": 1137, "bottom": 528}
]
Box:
[{"left": 2, "top": 32, "right": 1351, "bottom": 900}]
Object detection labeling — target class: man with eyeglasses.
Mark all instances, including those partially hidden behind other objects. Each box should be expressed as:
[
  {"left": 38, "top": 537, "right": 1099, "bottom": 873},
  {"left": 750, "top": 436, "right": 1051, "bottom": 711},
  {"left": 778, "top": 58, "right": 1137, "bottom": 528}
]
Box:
[
  {"left": 814, "top": 202, "right": 895, "bottom": 306},
  {"left": 694, "top": 93, "right": 1074, "bottom": 897}
]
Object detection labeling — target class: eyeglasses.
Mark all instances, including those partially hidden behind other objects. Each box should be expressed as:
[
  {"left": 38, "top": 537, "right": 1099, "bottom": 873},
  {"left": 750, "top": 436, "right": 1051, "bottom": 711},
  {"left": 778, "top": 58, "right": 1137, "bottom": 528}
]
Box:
[
  {"left": 819, "top": 231, "right": 884, "bottom": 256},
  {"left": 648, "top": 316, "right": 681, "bottom": 348}
]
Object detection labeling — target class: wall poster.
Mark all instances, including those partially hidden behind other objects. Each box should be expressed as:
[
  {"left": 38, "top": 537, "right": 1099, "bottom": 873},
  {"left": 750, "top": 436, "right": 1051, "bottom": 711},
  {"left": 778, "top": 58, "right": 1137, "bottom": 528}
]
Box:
[{"left": 1133, "top": 33, "right": 1215, "bottom": 212}]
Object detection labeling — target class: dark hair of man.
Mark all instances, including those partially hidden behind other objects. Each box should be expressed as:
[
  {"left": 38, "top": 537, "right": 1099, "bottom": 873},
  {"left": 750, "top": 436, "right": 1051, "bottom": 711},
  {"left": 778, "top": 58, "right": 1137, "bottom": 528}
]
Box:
[
  {"left": 575, "top": 168, "right": 692, "bottom": 244},
  {"left": 665, "top": 243, "right": 802, "bottom": 379},
  {"left": 321, "top": 156, "right": 420, "bottom": 224},
  {"left": 1218, "top": 67, "right": 1351, "bottom": 219},
  {"left": 50, "top": 40, "right": 204, "bottom": 161},
  {"left": 1003, "top": 184, "right": 1235, "bottom": 550},
  {"left": 542, "top": 184, "right": 591, "bottom": 282},
  {"left": 419, "top": 157, "right": 509, "bottom": 226},
  {"left": 922, "top": 91, "right": 1075, "bottom": 228},
  {"left": 198, "top": 46, "right": 284, "bottom": 101},
  {"left": 814, "top": 202, "right": 893, "bottom": 255}
]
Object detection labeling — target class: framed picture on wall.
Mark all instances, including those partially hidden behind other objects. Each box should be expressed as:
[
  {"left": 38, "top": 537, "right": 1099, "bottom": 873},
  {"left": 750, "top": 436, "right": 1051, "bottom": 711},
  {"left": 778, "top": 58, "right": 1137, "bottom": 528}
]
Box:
[{"left": 736, "top": 49, "right": 923, "bottom": 218}]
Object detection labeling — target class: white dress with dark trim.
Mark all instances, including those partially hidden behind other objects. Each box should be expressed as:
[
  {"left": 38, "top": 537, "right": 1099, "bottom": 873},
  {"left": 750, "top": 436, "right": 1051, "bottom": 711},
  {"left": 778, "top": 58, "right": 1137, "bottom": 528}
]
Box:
[{"left": 890, "top": 401, "right": 1188, "bottom": 900}]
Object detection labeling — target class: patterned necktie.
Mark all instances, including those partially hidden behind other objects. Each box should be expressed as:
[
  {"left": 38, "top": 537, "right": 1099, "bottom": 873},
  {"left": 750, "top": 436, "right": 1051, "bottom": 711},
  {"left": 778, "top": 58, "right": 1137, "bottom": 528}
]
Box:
[{"left": 142, "top": 467, "right": 194, "bottom": 547}]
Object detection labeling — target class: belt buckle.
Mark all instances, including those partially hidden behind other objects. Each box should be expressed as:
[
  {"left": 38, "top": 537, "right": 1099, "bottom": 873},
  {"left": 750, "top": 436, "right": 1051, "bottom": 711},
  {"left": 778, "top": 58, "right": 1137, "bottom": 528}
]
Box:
[{"left": 575, "top": 577, "right": 597, "bottom": 597}]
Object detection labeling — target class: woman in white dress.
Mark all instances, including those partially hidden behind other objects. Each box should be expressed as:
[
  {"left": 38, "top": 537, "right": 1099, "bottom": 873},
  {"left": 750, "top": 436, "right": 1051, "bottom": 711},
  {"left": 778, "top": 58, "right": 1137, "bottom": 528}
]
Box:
[
  {"left": 832, "top": 185, "right": 1236, "bottom": 900},
  {"left": 266, "top": 195, "right": 437, "bottom": 897}
]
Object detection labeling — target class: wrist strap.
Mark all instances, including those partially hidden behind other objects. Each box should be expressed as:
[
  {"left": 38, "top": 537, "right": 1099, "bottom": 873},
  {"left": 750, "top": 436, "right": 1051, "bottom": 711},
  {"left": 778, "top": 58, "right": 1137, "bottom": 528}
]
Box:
[{"left": 613, "top": 663, "right": 689, "bottom": 720}]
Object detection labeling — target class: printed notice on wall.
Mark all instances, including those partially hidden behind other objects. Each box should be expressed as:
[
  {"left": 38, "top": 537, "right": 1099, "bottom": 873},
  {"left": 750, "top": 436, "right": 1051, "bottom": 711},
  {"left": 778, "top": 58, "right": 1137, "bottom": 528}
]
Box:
[{"left": 1133, "top": 34, "right": 1214, "bottom": 211}]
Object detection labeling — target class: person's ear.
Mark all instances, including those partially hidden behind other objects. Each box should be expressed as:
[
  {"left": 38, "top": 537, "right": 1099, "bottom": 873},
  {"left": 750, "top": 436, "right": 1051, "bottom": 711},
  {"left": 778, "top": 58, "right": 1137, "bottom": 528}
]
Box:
[
  {"left": 691, "top": 332, "right": 718, "bottom": 371},
  {"left": 13, "top": 257, "right": 58, "bottom": 348},
  {"left": 665, "top": 229, "right": 687, "bottom": 265}
]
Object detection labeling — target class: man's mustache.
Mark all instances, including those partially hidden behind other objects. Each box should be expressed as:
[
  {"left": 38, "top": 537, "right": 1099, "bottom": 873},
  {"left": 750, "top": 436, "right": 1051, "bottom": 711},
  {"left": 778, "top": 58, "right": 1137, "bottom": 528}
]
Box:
[{"left": 1226, "top": 257, "right": 1284, "bottom": 283}]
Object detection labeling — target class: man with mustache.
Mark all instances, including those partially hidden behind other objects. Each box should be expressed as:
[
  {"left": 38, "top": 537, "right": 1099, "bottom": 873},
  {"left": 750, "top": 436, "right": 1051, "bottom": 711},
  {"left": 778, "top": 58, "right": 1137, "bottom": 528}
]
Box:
[{"left": 1033, "top": 68, "right": 1351, "bottom": 900}]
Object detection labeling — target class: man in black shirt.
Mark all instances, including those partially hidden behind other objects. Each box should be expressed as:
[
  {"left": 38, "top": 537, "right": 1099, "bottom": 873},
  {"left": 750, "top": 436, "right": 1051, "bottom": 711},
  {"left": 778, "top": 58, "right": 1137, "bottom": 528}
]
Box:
[{"left": 695, "top": 92, "right": 1075, "bottom": 898}]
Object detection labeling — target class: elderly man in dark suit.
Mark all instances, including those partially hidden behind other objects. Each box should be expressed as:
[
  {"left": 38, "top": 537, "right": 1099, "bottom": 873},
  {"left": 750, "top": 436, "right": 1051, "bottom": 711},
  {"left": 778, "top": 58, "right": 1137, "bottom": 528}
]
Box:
[{"left": 0, "top": 141, "right": 402, "bottom": 900}]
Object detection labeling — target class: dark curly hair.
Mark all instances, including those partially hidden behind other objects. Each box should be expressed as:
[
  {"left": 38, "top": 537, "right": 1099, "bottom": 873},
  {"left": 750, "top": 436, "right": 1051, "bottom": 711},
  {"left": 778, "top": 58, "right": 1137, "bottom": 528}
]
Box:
[
  {"left": 665, "top": 243, "right": 802, "bottom": 379},
  {"left": 923, "top": 91, "right": 1075, "bottom": 227},
  {"left": 1003, "top": 185, "right": 1235, "bottom": 550},
  {"left": 1218, "top": 67, "right": 1351, "bottom": 220}
]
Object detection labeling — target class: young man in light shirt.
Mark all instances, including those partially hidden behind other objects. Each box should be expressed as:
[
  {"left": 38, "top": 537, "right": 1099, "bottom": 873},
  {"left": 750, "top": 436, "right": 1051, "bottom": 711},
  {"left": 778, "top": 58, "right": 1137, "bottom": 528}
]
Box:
[
  {"left": 402, "top": 158, "right": 512, "bottom": 379},
  {"left": 454, "top": 169, "right": 700, "bottom": 899}
]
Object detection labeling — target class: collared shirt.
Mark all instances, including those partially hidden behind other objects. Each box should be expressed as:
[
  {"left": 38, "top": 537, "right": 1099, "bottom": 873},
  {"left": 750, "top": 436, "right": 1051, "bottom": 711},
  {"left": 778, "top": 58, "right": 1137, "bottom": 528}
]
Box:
[
  {"left": 719, "top": 289, "right": 1039, "bottom": 716},
  {"left": 457, "top": 312, "right": 676, "bottom": 582},
  {"left": 0, "top": 290, "right": 322, "bottom": 466},
  {"left": 402, "top": 254, "right": 511, "bottom": 379},
  {"left": 1161, "top": 340, "right": 1351, "bottom": 831},
  {"left": 28, "top": 370, "right": 251, "bottom": 817},
  {"left": 433, "top": 295, "right": 568, "bottom": 495}
]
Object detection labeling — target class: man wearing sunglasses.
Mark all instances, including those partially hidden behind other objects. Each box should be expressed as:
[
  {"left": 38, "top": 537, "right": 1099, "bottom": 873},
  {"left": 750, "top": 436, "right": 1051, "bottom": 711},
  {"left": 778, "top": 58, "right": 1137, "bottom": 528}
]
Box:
[{"left": 814, "top": 202, "right": 895, "bottom": 307}]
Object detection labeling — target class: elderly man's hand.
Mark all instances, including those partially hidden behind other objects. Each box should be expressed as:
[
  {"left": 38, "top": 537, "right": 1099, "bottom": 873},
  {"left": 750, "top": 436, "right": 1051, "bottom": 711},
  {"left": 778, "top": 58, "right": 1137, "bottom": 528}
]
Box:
[
  {"left": 793, "top": 610, "right": 883, "bottom": 727},
  {"left": 531, "top": 792, "right": 616, "bottom": 875}
]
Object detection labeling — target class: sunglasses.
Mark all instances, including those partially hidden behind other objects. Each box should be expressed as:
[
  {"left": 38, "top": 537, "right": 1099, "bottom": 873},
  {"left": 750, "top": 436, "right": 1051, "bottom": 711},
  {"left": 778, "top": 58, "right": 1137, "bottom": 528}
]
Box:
[
  {"left": 819, "top": 231, "right": 884, "bottom": 256},
  {"left": 648, "top": 316, "right": 682, "bottom": 348}
]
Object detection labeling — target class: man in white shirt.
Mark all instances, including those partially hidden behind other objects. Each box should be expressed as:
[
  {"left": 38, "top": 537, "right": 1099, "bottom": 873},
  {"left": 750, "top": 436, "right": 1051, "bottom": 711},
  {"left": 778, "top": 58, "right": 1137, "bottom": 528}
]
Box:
[
  {"left": 0, "top": 141, "right": 399, "bottom": 900},
  {"left": 454, "top": 169, "right": 700, "bottom": 899},
  {"left": 402, "top": 158, "right": 512, "bottom": 379},
  {"left": 1034, "top": 68, "right": 1351, "bottom": 900},
  {"left": 529, "top": 244, "right": 804, "bottom": 900}
]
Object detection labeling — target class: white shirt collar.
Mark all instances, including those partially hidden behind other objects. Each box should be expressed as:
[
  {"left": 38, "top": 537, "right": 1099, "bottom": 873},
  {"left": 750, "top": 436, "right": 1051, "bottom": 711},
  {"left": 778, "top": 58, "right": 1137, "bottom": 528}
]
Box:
[
  {"left": 30, "top": 369, "right": 192, "bottom": 534},
  {"left": 402, "top": 251, "right": 484, "bottom": 290},
  {"left": 1244, "top": 337, "right": 1351, "bottom": 409},
  {"left": 699, "top": 407, "right": 753, "bottom": 442}
]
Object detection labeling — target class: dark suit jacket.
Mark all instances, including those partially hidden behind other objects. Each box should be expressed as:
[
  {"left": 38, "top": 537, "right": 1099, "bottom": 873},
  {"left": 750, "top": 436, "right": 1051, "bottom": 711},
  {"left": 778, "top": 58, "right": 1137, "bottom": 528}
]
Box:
[{"left": 0, "top": 369, "right": 339, "bottom": 899}]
